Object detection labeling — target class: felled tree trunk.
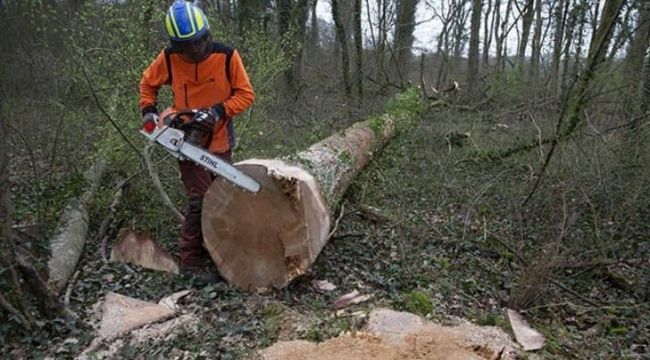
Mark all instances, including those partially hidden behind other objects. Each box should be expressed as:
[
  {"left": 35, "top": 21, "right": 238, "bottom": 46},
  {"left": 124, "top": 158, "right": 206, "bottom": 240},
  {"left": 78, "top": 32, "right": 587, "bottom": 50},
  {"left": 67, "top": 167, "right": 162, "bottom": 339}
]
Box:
[
  {"left": 202, "top": 112, "right": 405, "bottom": 290},
  {"left": 48, "top": 158, "right": 106, "bottom": 293}
]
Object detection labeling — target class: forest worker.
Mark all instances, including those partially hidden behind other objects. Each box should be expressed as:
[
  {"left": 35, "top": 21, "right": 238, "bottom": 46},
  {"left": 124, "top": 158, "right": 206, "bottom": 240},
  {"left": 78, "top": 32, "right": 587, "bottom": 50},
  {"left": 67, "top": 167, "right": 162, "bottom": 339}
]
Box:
[{"left": 139, "top": 0, "right": 255, "bottom": 281}]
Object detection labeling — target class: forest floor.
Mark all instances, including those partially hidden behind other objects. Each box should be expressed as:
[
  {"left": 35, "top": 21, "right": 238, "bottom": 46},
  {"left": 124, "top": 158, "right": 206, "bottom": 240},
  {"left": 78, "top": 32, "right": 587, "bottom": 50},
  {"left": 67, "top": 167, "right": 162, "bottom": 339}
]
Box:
[{"left": 5, "top": 92, "right": 649, "bottom": 359}]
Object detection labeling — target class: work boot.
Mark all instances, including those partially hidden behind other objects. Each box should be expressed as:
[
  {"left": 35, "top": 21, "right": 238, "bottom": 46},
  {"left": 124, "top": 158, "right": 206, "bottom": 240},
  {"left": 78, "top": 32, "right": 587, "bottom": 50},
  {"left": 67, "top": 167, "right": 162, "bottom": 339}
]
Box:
[{"left": 180, "top": 265, "right": 222, "bottom": 285}]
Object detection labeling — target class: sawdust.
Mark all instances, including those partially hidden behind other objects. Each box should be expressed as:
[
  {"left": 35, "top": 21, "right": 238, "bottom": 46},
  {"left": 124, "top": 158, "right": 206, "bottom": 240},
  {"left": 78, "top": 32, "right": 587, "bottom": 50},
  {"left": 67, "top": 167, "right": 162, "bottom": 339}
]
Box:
[{"left": 260, "top": 308, "right": 521, "bottom": 360}]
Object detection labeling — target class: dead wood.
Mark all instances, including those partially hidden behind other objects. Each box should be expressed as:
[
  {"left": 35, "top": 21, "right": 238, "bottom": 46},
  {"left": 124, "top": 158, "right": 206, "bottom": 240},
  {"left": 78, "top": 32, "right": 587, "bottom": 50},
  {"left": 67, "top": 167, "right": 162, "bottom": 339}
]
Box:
[{"left": 47, "top": 158, "right": 106, "bottom": 294}]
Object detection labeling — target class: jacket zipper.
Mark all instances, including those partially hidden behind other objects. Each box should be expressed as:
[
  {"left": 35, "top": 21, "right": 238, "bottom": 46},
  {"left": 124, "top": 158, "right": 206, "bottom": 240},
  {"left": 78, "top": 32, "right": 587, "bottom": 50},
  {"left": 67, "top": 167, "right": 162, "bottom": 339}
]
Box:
[
  {"left": 195, "top": 63, "right": 198, "bottom": 81},
  {"left": 184, "top": 84, "right": 189, "bottom": 108}
]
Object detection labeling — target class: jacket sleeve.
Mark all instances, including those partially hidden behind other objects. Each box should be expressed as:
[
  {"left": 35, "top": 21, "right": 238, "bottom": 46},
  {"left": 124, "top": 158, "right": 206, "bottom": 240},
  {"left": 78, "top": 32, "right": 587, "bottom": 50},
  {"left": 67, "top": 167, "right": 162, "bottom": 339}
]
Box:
[
  {"left": 139, "top": 50, "right": 170, "bottom": 114},
  {"left": 223, "top": 50, "right": 255, "bottom": 117}
]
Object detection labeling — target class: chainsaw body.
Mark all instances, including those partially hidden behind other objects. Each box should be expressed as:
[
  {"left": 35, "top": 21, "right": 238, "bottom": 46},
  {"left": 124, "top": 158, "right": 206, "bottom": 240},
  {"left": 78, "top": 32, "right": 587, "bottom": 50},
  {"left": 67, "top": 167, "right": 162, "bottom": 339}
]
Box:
[{"left": 141, "top": 110, "right": 261, "bottom": 193}]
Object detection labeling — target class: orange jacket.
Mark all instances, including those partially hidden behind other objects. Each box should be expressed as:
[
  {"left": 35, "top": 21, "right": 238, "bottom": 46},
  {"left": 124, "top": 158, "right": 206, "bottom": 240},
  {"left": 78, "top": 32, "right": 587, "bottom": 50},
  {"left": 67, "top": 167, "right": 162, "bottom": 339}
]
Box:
[{"left": 139, "top": 43, "right": 255, "bottom": 154}]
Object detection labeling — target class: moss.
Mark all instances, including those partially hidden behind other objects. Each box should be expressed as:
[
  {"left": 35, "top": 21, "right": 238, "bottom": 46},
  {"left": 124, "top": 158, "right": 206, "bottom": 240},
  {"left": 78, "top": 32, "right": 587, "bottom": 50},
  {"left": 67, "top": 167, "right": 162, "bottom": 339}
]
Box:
[
  {"left": 387, "top": 87, "right": 426, "bottom": 119},
  {"left": 337, "top": 149, "right": 353, "bottom": 164},
  {"left": 401, "top": 290, "right": 434, "bottom": 316},
  {"left": 366, "top": 115, "right": 387, "bottom": 137}
]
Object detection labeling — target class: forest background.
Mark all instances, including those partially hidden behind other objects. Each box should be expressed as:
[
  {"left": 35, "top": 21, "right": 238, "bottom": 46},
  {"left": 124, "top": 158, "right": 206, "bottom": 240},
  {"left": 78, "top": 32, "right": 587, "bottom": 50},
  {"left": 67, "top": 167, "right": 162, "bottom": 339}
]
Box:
[{"left": 0, "top": 0, "right": 648, "bottom": 358}]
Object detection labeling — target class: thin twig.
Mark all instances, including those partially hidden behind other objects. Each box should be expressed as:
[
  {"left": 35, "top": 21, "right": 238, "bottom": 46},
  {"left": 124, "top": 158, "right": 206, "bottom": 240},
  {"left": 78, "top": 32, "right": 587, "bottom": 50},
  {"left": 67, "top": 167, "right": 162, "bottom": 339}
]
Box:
[
  {"left": 143, "top": 143, "right": 184, "bottom": 223},
  {"left": 328, "top": 201, "right": 347, "bottom": 239},
  {"left": 64, "top": 270, "right": 80, "bottom": 306},
  {"left": 80, "top": 62, "right": 142, "bottom": 158},
  {"left": 0, "top": 292, "right": 32, "bottom": 331}
]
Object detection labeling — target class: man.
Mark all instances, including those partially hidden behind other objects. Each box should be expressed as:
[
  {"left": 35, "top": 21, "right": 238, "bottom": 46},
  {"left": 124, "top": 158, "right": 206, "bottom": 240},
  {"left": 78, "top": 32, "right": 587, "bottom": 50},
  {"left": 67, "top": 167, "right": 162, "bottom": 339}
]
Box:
[{"left": 139, "top": 0, "right": 255, "bottom": 281}]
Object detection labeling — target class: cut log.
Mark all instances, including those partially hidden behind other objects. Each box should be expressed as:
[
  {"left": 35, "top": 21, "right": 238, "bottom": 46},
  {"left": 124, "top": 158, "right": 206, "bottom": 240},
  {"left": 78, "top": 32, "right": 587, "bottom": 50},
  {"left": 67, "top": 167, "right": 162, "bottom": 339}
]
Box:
[
  {"left": 202, "top": 93, "right": 421, "bottom": 290},
  {"left": 48, "top": 158, "right": 106, "bottom": 293}
]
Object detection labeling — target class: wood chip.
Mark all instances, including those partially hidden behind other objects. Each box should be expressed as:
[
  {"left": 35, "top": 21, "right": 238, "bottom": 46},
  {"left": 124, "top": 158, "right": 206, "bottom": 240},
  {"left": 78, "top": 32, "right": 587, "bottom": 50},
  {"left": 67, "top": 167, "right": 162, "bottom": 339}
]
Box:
[
  {"left": 312, "top": 279, "right": 337, "bottom": 293},
  {"left": 332, "top": 290, "right": 373, "bottom": 309},
  {"left": 507, "top": 309, "right": 545, "bottom": 351}
]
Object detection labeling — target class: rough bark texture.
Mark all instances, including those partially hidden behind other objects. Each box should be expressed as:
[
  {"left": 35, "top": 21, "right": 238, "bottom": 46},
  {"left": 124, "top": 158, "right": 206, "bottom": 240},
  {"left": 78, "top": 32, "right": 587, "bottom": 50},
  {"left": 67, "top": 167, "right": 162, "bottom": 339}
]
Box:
[
  {"left": 332, "top": 0, "right": 351, "bottom": 96},
  {"left": 354, "top": 0, "right": 363, "bottom": 100},
  {"left": 517, "top": 0, "right": 535, "bottom": 65},
  {"left": 201, "top": 95, "right": 421, "bottom": 290},
  {"left": 394, "top": 0, "right": 418, "bottom": 84},
  {"left": 47, "top": 158, "right": 106, "bottom": 293},
  {"left": 467, "top": 0, "right": 482, "bottom": 97}
]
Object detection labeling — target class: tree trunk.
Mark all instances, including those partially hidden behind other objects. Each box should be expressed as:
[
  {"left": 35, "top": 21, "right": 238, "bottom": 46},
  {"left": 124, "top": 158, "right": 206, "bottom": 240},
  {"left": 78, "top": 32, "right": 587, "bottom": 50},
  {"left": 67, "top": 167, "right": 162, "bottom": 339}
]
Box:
[
  {"left": 201, "top": 94, "right": 422, "bottom": 290},
  {"left": 47, "top": 158, "right": 106, "bottom": 293},
  {"left": 483, "top": 0, "right": 493, "bottom": 65},
  {"left": 640, "top": 44, "right": 650, "bottom": 115},
  {"left": 394, "top": 0, "right": 418, "bottom": 85},
  {"left": 354, "top": 0, "right": 363, "bottom": 100},
  {"left": 561, "top": 5, "right": 578, "bottom": 90},
  {"left": 467, "top": 0, "right": 482, "bottom": 96},
  {"left": 309, "top": 0, "right": 319, "bottom": 49},
  {"left": 550, "top": 0, "right": 569, "bottom": 94},
  {"left": 625, "top": 1, "right": 650, "bottom": 83},
  {"left": 517, "top": 0, "right": 535, "bottom": 65},
  {"left": 281, "top": 0, "right": 310, "bottom": 90},
  {"left": 529, "top": 0, "right": 543, "bottom": 79},
  {"left": 332, "top": 0, "right": 351, "bottom": 96},
  {"left": 493, "top": 0, "right": 503, "bottom": 67}
]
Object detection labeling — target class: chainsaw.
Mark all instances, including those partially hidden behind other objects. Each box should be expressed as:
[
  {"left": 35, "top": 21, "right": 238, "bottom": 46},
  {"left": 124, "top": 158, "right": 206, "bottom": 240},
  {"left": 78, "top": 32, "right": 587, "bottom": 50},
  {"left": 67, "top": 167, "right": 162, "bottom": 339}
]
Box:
[{"left": 140, "top": 109, "right": 261, "bottom": 193}]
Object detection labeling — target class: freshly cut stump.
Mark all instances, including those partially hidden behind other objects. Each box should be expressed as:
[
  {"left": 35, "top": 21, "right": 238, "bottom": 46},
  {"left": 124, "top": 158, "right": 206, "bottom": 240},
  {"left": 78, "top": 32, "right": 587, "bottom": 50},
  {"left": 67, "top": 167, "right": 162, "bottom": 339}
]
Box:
[
  {"left": 202, "top": 160, "right": 330, "bottom": 290},
  {"left": 203, "top": 113, "right": 402, "bottom": 290}
]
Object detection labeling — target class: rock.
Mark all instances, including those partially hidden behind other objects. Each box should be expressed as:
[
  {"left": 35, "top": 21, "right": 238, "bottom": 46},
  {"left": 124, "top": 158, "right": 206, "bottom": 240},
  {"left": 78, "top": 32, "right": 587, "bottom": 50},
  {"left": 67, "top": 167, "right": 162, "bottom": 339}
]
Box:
[{"left": 366, "top": 308, "right": 425, "bottom": 345}]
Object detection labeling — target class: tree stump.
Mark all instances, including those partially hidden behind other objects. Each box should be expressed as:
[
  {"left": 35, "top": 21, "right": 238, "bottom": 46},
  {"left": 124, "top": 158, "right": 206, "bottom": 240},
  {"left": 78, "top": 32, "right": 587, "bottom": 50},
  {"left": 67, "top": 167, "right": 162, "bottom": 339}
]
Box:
[{"left": 203, "top": 106, "right": 416, "bottom": 290}]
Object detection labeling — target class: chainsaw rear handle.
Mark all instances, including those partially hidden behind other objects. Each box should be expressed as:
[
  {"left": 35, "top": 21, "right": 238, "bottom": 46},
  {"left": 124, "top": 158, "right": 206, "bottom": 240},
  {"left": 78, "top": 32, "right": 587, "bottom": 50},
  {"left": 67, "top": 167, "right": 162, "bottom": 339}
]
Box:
[{"left": 164, "top": 109, "right": 221, "bottom": 131}]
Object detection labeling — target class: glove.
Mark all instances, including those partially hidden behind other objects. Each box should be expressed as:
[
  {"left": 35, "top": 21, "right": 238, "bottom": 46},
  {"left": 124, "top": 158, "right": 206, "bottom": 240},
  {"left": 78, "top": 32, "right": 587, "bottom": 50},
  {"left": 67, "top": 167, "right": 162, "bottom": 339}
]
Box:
[{"left": 142, "top": 112, "right": 159, "bottom": 133}]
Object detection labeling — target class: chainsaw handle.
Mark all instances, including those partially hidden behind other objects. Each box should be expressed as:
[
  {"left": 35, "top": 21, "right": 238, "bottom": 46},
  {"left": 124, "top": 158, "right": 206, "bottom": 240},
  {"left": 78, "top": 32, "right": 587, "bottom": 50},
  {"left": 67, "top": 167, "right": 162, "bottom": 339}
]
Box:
[{"left": 163, "top": 109, "right": 220, "bottom": 129}]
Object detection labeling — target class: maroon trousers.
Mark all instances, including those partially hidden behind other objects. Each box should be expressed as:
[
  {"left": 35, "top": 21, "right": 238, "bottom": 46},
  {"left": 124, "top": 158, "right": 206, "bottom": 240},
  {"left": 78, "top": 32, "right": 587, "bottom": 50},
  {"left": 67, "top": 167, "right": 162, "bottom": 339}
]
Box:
[{"left": 179, "top": 151, "right": 232, "bottom": 268}]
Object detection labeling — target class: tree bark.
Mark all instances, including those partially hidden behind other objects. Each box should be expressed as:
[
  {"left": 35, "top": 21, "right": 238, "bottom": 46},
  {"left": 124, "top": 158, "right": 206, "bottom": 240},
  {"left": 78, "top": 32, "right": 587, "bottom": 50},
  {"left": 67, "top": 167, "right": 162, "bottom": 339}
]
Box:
[
  {"left": 47, "top": 158, "right": 106, "bottom": 293},
  {"left": 332, "top": 0, "right": 351, "bottom": 96},
  {"left": 354, "top": 0, "right": 363, "bottom": 100},
  {"left": 625, "top": 1, "right": 650, "bottom": 83},
  {"left": 529, "top": 0, "right": 543, "bottom": 79},
  {"left": 517, "top": 0, "right": 535, "bottom": 65},
  {"left": 483, "top": 0, "right": 493, "bottom": 65},
  {"left": 394, "top": 0, "right": 418, "bottom": 85},
  {"left": 550, "top": 0, "right": 569, "bottom": 94},
  {"left": 202, "top": 93, "right": 422, "bottom": 290},
  {"left": 467, "top": 0, "right": 482, "bottom": 97},
  {"left": 309, "top": 0, "right": 319, "bottom": 49}
]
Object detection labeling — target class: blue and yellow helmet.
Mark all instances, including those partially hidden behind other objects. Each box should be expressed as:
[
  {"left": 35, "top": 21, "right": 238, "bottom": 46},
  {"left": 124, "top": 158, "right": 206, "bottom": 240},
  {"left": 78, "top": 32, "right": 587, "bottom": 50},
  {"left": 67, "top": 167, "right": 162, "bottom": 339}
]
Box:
[{"left": 165, "top": 1, "right": 210, "bottom": 43}]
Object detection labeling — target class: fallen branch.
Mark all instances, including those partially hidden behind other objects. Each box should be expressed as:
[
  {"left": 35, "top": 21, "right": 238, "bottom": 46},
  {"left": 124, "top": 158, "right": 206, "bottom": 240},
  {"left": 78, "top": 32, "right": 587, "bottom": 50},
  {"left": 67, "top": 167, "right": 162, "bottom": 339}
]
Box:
[
  {"left": 48, "top": 158, "right": 106, "bottom": 293},
  {"left": 143, "top": 144, "right": 184, "bottom": 223},
  {"left": 0, "top": 291, "right": 32, "bottom": 331},
  {"left": 99, "top": 180, "right": 128, "bottom": 263}
]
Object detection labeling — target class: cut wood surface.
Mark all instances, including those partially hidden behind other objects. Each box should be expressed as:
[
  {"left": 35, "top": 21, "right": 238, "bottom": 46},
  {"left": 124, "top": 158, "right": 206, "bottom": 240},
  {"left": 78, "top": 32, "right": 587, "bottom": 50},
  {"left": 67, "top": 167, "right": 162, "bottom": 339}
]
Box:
[{"left": 203, "top": 112, "right": 401, "bottom": 290}]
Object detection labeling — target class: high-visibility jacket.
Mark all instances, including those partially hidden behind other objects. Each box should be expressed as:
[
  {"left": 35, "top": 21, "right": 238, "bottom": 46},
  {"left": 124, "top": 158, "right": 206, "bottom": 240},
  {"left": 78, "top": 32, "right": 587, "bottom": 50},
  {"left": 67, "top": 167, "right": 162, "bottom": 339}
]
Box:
[{"left": 139, "top": 42, "right": 255, "bottom": 154}]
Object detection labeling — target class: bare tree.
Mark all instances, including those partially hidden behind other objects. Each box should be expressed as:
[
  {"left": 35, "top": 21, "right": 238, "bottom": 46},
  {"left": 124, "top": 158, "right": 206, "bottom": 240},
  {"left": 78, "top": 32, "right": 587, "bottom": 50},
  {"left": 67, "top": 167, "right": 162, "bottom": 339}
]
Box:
[
  {"left": 550, "top": 0, "right": 570, "bottom": 94},
  {"left": 517, "top": 0, "right": 536, "bottom": 65},
  {"left": 467, "top": 0, "right": 482, "bottom": 96},
  {"left": 529, "top": 0, "right": 544, "bottom": 79},
  {"left": 483, "top": 0, "right": 493, "bottom": 65},
  {"left": 332, "top": 0, "right": 351, "bottom": 95},
  {"left": 354, "top": 0, "right": 363, "bottom": 100},
  {"left": 393, "top": 0, "right": 419, "bottom": 85},
  {"left": 277, "top": 0, "right": 310, "bottom": 89},
  {"left": 309, "top": 0, "right": 319, "bottom": 49},
  {"left": 625, "top": 1, "right": 650, "bottom": 80}
]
